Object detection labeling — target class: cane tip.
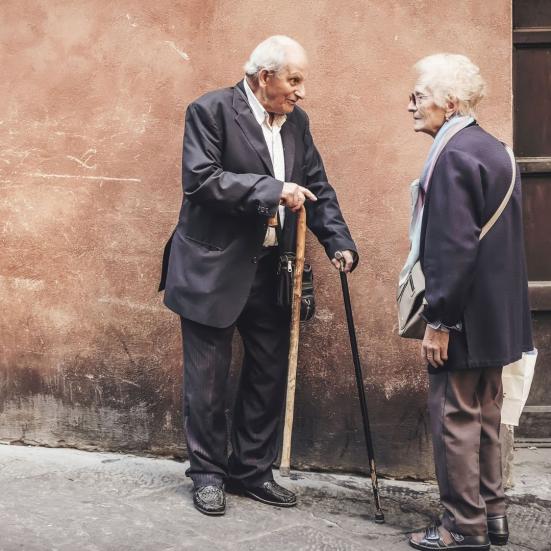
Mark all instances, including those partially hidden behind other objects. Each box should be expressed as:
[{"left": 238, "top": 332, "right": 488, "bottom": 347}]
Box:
[
  {"left": 279, "top": 467, "right": 291, "bottom": 477},
  {"left": 374, "top": 512, "right": 385, "bottom": 524}
]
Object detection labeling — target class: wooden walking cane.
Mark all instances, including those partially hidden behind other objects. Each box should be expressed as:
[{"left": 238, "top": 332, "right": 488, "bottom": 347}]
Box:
[{"left": 279, "top": 205, "right": 306, "bottom": 477}]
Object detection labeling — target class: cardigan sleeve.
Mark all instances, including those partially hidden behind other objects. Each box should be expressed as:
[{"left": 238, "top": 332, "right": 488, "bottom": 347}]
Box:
[{"left": 422, "top": 148, "right": 485, "bottom": 326}]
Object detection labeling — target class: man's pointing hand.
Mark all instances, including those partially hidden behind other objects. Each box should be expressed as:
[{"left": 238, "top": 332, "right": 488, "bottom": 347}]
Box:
[{"left": 280, "top": 182, "right": 317, "bottom": 212}]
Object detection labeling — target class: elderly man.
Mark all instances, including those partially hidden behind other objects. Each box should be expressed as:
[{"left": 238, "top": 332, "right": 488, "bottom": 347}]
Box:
[{"left": 160, "top": 35, "right": 358, "bottom": 516}]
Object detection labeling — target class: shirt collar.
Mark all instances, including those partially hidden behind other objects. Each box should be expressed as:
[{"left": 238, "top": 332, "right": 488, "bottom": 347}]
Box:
[{"left": 243, "top": 78, "right": 286, "bottom": 129}]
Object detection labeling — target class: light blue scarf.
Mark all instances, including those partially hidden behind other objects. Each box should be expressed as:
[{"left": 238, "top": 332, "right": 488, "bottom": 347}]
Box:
[{"left": 399, "top": 115, "right": 474, "bottom": 285}]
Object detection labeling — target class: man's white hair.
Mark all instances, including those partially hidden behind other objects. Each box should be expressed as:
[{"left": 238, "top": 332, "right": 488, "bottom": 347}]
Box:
[
  {"left": 414, "top": 53, "right": 486, "bottom": 117},
  {"left": 244, "top": 35, "right": 305, "bottom": 78}
]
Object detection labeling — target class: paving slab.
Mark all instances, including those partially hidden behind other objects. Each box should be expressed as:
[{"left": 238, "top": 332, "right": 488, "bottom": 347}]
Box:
[{"left": 0, "top": 444, "right": 549, "bottom": 551}]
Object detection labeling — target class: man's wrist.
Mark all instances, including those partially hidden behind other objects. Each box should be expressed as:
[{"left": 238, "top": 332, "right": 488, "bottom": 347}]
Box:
[{"left": 427, "top": 321, "right": 450, "bottom": 333}]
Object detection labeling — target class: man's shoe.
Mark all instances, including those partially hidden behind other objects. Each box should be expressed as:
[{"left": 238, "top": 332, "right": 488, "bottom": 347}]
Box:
[
  {"left": 409, "top": 524, "right": 490, "bottom": 550},
  {"left": 487, "top": 515, "right": 509, "bottom": 546},
  {"left": 243, "top": 480, "right": 297, "bottom": 507},
  {"left": 193, "top": 485, "right": 226, "bottom": 516},
  {"left": 224, "top": 477, "right": 244, "bottom": 495}
]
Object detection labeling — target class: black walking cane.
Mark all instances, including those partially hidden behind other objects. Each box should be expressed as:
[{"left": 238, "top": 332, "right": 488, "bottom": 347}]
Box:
[{"left": 335, "top": 251, "right": 385, "bottom": 524}]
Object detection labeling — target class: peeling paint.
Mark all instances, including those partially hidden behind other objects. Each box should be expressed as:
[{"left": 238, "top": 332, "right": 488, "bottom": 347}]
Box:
[
  {"left": 164, "top": 40, "right": 189, "bottom": 61},
  {"left": 314, "top": 308, "right": 334, "bottom": 322},
  {"left": 97, "top": 297, "right": 165, "bottom": 312},
  {"left": 66, "top": 149, "right": 97, "bottom": 169},
  {"left": 0, "top": 276, "right": 45, "bottom": 291},
  {"left": 24, "top": 172, "right": 141, "bottom": 183},
  {"left": 126, "top": 13, "right": 138, "bottom": 28}
]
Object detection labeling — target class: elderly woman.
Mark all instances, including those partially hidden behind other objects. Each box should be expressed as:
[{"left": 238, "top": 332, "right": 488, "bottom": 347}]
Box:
[{"left": 403, "top": 54, "right": 533, "bottom": 551}]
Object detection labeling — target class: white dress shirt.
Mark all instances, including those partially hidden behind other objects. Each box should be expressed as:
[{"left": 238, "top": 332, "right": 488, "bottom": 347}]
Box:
[{"left": 243, "top": 78, "right": 286, "bottom": 247}]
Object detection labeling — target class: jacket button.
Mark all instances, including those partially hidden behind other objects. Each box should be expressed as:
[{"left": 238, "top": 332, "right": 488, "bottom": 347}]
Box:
[{"left": 251, "top": 256, "right": 258, "bottom": 264}]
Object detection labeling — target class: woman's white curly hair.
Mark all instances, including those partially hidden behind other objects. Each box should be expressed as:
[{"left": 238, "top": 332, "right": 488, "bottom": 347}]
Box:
[{"left": 414, "top": 53, "right": 486, "bottom": 117}]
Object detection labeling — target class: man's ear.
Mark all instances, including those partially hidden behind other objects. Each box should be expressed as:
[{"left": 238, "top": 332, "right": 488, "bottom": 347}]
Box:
[{"left": 257, "top": 69, "right": 270, "bottom": 88}]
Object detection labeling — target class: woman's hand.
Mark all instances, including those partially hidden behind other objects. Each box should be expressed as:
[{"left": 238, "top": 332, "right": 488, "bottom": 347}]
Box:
[{"left": 421, "top": 325, "right": 449, "bottom": 368}]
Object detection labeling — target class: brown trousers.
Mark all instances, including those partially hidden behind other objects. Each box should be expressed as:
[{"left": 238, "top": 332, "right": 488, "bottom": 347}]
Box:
[{"left": 428, "top": 366, "right": 505, "bottom": 536}]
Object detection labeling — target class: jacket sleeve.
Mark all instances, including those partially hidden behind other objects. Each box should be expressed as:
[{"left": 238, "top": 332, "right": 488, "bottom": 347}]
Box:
[
  {"left": 301, "top": 116, "right": 359, "bottom": 268},
  {"left": 422, "top": 149, "right": 485, "bottom": 326},
  {"left": 182, "top": 102, "right": 283, "bottom": 217}
]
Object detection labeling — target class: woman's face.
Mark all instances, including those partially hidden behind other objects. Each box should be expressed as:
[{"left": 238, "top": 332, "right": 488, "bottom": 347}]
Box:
[{"left": 408, "top": 87, "right": 447, "bottom": 138}]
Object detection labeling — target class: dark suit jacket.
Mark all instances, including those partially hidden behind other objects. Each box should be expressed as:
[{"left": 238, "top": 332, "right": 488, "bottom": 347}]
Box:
[
  {"left": 160, "top": 81, "right": 357, "bottom": 328},
  {"left": 420, "top": 123, "right": 533, "bottom": 368}
]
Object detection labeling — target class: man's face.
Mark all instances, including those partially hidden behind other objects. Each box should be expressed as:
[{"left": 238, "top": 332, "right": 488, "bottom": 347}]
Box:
[{"left": 259, "top": 49, "right": 308, "bottom": 114}]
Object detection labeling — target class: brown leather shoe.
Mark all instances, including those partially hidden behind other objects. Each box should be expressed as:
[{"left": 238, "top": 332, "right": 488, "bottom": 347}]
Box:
[
  {"left": 487, "top": 515, "right": 508, "bottom": 546},
  {"left": 409, "top": 524, "right": 490, "bottom": 550}
]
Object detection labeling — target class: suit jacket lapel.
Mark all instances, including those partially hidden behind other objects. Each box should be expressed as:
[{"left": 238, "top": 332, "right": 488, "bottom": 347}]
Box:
[
  {"left": 233, "top": 82, "right": 274, "bottom": 177},
  {"left": 281, "top": 121, "right": 296, "bottom": 182}
]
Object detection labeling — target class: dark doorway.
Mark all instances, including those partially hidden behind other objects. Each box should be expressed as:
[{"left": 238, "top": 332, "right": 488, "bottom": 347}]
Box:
[{"left": 513, "top": 0, "right": 551, "bottom": 444}]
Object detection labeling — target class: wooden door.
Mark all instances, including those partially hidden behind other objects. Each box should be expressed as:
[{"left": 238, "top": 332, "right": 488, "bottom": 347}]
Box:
[{"left": 513, "top": 0, "right": 551, "bottom": 444}]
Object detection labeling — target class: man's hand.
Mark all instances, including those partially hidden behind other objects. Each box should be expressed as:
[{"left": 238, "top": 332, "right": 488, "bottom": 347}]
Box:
[
  {"left": 421, "top": 325, "right": 449, "bottom": 368},
  {"left": 332, "top": 250, "right": 355, "bottom": 273},
  {"left": 281, "top": 182, "right": 317, "bottom": 212}
]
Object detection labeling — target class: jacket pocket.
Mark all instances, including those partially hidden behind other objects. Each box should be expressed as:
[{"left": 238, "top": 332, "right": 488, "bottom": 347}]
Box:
[{"left": 182, "top": 234, "right": 223, "bottom": 252}]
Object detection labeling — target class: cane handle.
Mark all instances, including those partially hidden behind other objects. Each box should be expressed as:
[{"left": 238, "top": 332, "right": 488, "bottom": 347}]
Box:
[{"left": 335, "top": 250, "right": 346, "bottom": 272}]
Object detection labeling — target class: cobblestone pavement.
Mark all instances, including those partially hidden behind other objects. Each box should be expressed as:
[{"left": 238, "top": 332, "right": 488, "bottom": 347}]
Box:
[{"left": 0, "top": 444, "right": 549, "bottom": 551}]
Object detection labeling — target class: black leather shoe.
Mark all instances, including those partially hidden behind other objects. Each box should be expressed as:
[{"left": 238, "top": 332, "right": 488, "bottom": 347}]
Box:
[
  {"left": 224, "top": 477, "right": 244, "bottom": 495},
  {"left": 487, "top": 515, "right": 508, "bottom": 546},
  {"left": 193, "top": 485, "right": 226, "bottom": 516},
  {"left": 244, "top": 480, "right": 297, "bottom": 507},
  {"left": 409, "top": 524, "right": 490, "bottom": 550}
]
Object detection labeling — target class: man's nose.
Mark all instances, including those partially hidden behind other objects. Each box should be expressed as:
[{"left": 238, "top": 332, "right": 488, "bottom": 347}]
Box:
[
  {"left": 295, "top": 84, "right": 306, "bottom": 100},
  {"left": 408, "top": 100, "right": 417, "bottom": 113}
]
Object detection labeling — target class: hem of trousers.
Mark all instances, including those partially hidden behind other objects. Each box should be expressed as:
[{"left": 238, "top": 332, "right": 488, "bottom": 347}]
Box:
[
  {"left": 228, "top": 469, "right": 275, "bottom": 489},
  {"left": 189, "top": 472, "right": 225, "bottom": 488}
]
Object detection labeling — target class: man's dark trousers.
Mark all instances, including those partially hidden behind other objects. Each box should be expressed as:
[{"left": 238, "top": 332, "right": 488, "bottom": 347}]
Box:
[
  {"left": 428, "top": 366, "right": 505, "bottom": 536},
  {"left": 180, "top": 248, "right": 289, "bottom": 488}
]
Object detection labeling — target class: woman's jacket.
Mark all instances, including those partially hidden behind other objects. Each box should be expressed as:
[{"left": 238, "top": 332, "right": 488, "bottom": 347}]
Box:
[{"left": 420, "top": 123, "right": 533, "bottom": 368}]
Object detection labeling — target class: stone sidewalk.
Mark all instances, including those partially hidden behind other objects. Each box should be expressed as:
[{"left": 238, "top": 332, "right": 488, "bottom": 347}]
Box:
[{"left": 0, "top": 444, "right": 549, "bottom": 551}]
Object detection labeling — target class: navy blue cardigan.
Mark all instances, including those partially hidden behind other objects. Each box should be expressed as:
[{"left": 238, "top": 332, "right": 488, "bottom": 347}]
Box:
[{"left": 420, "top": 123, "right": 533, "bottom": 368}]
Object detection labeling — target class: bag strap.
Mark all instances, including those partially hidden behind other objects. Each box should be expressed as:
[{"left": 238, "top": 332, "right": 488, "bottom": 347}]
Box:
[{"left": 479, "top": 145, "right": 516, "bottom": 240}]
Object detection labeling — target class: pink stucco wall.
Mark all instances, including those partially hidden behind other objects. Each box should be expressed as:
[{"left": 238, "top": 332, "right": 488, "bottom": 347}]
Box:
[{"left": 0, "top": 1, "right": 512, "bottom": 477}]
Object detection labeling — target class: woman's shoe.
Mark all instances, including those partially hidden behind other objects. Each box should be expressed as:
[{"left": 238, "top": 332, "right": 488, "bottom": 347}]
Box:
[
  {"left": 487, "top": 515, "right": 509, "bottom": 546},
  {"left": 409, "top": 524, "right": 490, "bottom": 550}
]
